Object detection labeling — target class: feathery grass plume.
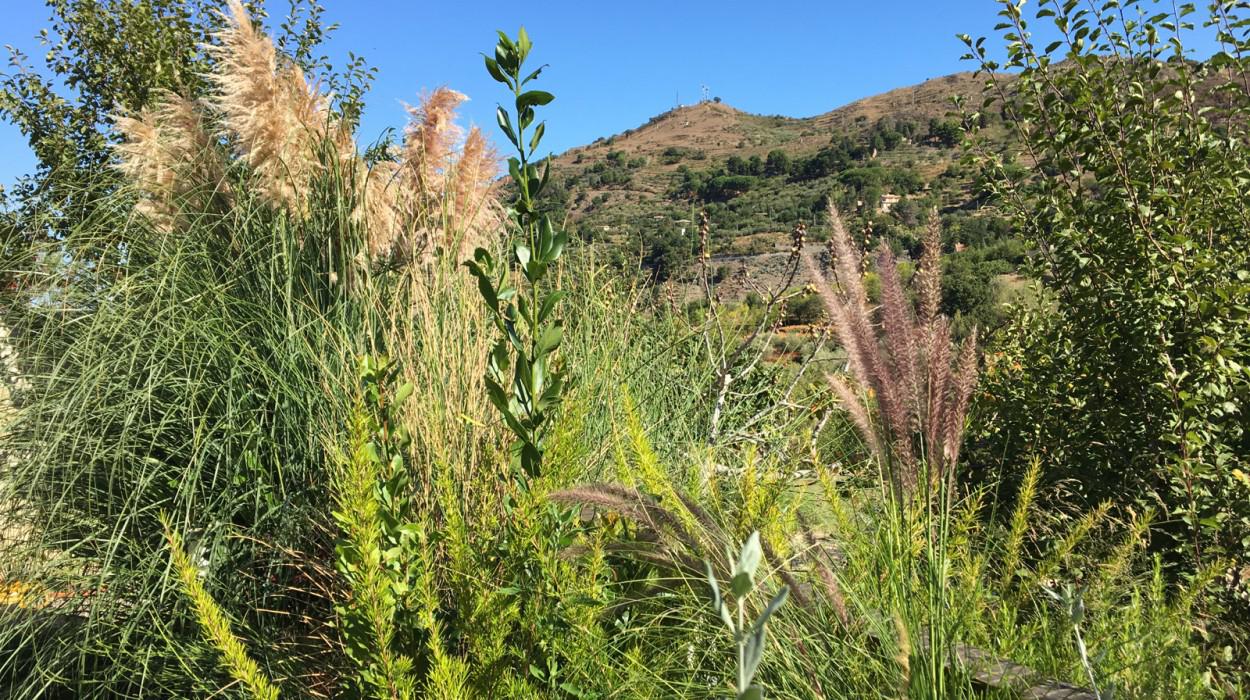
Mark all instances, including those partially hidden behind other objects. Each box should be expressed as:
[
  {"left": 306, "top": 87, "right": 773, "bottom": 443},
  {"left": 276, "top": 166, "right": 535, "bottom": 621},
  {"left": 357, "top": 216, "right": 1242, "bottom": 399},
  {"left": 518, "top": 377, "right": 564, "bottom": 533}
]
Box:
[
  {"left": 1000, "top": 457, "right": 1041, "bottom": 590},
  {"left": 161, "top": 515, "right": 280, "bottom": 700},
  {"left": 114, "top": 93, "right": 226, "bottom": 232},
  {"left": 118, "top": 0, "right": 498, "bottom": 266},
  {"left": 403, "top": 87, "right": 467, "bottom": 193},
  {"left": 208, "top": 0, "right": 333, "bottom": 212},
  {"left": 943, "top": 328, "right": 979, "bottom": 470},
  {"left": 807, "top": 205, "right": 978, "bottom": 500},
  {"left": 381, "top": 88, "right": 502, "bottom": 264},
  {"left": 915, "top": 211, "right": 942, "bottom": 328},
  {"left": 447, "top": 125, "right": 502, "bottom": 253}
]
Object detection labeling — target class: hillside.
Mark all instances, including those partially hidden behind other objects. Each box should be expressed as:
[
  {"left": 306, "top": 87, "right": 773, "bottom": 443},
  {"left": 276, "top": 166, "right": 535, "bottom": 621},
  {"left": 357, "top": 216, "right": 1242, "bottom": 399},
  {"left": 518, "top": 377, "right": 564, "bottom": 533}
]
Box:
[{"left": 539, "top": 71, "right": 1027, "bottom": 328}]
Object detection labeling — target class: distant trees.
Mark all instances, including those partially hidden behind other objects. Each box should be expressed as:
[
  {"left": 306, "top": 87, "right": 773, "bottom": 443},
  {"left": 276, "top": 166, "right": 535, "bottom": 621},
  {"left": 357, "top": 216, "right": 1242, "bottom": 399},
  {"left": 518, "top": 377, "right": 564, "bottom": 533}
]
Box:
[
  {"left": 791, "top": 145, "right": 851, "bottom": 180},
  {"left": 764, "top": 150, "right": 790, "bottom": 176},
  {"left": 641, "top": 229, "right": 691, "bottom": 281},
  {"left": 927, "top": 118, "right": 961, "bottom": 147},
  {"left": 726, "top": 155, "right": 764, "bottom": 176},
  {"left": 701, "top": 175, "right": 756, "bottom": 201}
]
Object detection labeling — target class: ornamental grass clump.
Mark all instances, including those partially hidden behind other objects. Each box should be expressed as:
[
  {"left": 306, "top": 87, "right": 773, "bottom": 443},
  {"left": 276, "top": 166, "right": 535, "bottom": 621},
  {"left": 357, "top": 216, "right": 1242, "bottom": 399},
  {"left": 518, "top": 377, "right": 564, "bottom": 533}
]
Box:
[
  {"left": 807, "top": 205, "right": 978, "bottom": 500},
  {"left": 113, "top": 0, "right": 500, "bottom": 265}
]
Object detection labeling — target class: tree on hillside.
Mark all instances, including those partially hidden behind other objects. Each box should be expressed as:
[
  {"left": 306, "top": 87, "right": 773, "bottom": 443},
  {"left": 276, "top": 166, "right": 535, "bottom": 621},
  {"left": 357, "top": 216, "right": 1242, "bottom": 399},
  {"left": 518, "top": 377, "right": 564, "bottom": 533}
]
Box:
[
  {"left": 764, "top": 149, "right": 790, "bottom": 176},
  {"left": 927, "top": 118, "right": 961, "bottom": 147}
]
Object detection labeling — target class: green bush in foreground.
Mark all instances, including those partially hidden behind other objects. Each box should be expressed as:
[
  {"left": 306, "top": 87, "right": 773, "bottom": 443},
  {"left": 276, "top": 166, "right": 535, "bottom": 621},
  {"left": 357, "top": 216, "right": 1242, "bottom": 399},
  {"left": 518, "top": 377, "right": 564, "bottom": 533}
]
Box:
[{"left": 963, "top": 0, "right": 1250, "bottom": 656}]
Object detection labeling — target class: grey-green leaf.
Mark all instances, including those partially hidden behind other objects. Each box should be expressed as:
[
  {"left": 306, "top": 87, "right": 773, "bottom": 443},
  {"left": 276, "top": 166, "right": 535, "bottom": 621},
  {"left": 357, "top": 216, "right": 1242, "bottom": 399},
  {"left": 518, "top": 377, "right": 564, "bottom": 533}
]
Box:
[
  {"left": 737, "top": 685, "right": 763, "bottom": 700},
  {"left": 736, "top": 531, "right": 763, "bottom": 580}
]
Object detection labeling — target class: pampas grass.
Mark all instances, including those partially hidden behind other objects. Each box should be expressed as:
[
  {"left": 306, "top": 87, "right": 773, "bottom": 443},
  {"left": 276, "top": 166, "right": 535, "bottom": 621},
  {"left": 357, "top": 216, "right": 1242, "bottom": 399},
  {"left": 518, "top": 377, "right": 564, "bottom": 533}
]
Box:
[
  {"left": 208, "top": 0, "right": 345, "bottom": 211},
  {"left": 808, "top": 205, "right": 979, "bottom": 499},
  {"left": 114, "top": 93, "right": 226, "bottom": 232},
  {"left": 114, "top": 0, "right": 499, "bottom": 265},
  {"left": 374, "top": 88, "right": 502, "bottom": 265}
]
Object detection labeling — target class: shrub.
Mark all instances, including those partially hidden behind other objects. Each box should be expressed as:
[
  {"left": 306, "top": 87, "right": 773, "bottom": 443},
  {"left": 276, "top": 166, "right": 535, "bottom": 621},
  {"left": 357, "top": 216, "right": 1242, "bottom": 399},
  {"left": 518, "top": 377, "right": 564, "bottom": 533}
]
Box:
[{"left": 963, "top": 0, "right": 1250, "bottom": 656}]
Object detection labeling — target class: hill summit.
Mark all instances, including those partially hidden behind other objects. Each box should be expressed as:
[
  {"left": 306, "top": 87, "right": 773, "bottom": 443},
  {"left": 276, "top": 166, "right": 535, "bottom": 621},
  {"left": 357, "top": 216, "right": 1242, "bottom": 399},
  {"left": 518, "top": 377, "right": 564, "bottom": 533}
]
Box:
[{"left": 541, "top": 71, "right": 1011, "bottom": 278}]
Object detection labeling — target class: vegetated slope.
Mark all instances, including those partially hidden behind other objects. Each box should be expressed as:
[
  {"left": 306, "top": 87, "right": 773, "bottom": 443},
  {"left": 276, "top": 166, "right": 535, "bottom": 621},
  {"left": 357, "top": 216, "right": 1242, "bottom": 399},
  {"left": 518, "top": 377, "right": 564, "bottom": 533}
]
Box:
[{"left": 542, "top": 71, "right": 1028, "bottom": 330}]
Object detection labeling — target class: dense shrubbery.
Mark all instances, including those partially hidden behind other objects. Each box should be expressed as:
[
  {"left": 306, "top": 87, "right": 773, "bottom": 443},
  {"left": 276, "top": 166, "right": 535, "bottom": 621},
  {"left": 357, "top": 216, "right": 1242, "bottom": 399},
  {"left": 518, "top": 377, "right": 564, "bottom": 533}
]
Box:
[{"left": 964, "top": 0, "right": 1250, "bottom": 658}]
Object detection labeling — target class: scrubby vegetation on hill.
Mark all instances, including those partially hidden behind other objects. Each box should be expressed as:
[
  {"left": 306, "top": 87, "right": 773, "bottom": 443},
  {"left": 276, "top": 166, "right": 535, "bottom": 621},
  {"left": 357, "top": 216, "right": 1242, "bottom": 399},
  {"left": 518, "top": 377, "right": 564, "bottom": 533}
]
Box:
[{"left": 0, "top": 0, "right": 1247, "bottom": 698}]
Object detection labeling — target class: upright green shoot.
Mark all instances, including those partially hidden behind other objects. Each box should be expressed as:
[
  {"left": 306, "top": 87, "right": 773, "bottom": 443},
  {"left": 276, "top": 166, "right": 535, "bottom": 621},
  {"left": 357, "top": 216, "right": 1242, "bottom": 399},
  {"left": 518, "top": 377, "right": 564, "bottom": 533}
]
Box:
[
  {"left": 331, "top": 356, "right": 419, "bottom": 700},
  {"left": 705, "top": 531, "right": 789, "bottom": 700},
  {"left": 466, "top": 28, "right": 569, "bottom": 482},
  {"left": 161, "top": 515, "right": 280, "bottom": 700}
]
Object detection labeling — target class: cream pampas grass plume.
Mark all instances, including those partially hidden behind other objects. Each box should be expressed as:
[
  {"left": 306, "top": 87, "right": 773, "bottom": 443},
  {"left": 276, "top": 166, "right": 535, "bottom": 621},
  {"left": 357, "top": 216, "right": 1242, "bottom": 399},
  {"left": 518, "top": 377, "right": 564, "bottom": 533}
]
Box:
[
  {"left": 112, "top": 1, "right": 501, "bottom": 265},
  {"left": 207, "top": 0, "right": 336, "bottom": 211},
  {"left": 808, "top": 206, "right": 978, "bottom": 499},
  {"left": 376, "top": 88, "right": 502, "bottom": 264},
  {"left": 114, "top": 93, "right": 225, "bottom": 232}
]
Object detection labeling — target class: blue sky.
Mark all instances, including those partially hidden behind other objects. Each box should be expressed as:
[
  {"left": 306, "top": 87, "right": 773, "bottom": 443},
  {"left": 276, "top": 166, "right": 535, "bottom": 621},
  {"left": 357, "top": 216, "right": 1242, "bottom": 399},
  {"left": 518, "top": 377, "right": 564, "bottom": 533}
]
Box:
[{"left": 0, "top": 1, "right": 1223, "bottom": 186}]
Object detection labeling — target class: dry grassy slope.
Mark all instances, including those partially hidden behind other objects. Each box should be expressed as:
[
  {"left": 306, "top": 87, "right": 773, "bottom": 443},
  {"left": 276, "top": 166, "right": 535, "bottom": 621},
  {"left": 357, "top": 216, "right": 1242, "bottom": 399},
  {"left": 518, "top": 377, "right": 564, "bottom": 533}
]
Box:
[{"left": 551, "top": 71, "right": 1008, "bottom": 219}]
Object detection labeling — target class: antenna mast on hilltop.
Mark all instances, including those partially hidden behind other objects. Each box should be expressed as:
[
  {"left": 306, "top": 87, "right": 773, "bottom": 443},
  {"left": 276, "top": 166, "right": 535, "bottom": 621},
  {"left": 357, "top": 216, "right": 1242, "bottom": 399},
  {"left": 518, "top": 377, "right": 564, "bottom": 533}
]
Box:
[{"left": 700, "top": 84, "right": 710, "bottom": 103}]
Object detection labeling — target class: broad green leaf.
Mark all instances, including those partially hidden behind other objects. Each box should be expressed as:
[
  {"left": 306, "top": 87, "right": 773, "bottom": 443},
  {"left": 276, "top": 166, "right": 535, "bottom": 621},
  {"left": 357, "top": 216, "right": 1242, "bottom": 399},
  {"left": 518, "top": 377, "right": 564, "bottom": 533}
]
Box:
[
  {"left": 522, "top": 64, "right": 547, "bottom": 84},
  {"left": 538, "top": 290, "right": 565, "bottom": 323},
  {"left": 497, "top": 107, "right": 518, "bottom": 148},
  {"left": 393, "top": 382, "right": 414, "bottom": 406},
  {"left": 537, "top": 324, "right": 563, "bottom": 355},
  {"left": 736, "top": 531, "right": 763, "bottom": 580},
  {"left": 516, "top": 26, "right": 532, "bottom": 61},
  {"left": 483, "top": 56, "right": 509, "bottom": 85},
  {"left": 517, "top": 90, "right": 555, "bottom": 110},
  {"left": 705, "top": 561, "right": 721, "bottom": 611},
  {"left": 743, "top": 622, "right": 767, "bottom": 687}
]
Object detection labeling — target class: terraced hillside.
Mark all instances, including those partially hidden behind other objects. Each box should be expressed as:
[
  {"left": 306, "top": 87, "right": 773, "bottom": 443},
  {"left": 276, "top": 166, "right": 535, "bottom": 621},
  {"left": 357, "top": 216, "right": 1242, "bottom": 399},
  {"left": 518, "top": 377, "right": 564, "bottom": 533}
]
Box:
[{"left": 541, "top": 71, "right": 1029, "bottom": 330}]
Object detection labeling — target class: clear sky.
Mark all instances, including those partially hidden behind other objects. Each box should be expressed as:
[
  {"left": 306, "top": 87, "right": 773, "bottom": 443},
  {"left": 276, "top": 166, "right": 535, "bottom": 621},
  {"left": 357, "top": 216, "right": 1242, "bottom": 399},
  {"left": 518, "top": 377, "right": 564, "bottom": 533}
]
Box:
[{"left": 0, "top": 1, "right": 1224, "bottom": 186}]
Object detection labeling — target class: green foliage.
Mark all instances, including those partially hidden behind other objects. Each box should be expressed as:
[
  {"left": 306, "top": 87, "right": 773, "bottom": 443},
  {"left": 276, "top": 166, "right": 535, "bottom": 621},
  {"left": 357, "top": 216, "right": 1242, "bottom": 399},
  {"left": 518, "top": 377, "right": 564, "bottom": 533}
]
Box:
[
  {"left": 468, "top": 28, "right": 570, "bottom": 481},
  {"left": 705, "top": 532, "right": 790, "bottom": 700},
  {"left": 702, "top": 174, "right": 758, "bottom": 201},
  {"left": 332, "top": 357, "right": 421, "bottom": 699},
  {"left": 1, "top": 0, "right": 217, "bottom": 224},
  {"left": 763, "top": 150, "right": 790, "bottom": 176},
  {"left": 963, "top": 0, "right": 1250, "bottom": 624},
  {"left": 940, "top": 254, "right": 1002, "bottom": 330},
  {"left": 2, "top": 2, "right": 1245, "bottom": 698},
  {"left": 782, "top": 292, "right": 824, "bottom": 326},
  {"left": 927, "top": 118, "right": 961, "bottom": 148},
  {"left": 162, "top": 515, "right": 281, "bottom": 700},
  {"left": 1, "top": 160, "right": 377, "bottom": 697}
]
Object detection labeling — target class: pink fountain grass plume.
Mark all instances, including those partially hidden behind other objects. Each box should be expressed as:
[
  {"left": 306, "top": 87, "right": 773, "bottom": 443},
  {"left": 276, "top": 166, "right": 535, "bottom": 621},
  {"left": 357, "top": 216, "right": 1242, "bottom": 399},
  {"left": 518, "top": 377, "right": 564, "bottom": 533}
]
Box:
[{"left": 809, "top": 204, "right": 979, "bottom": 500}]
